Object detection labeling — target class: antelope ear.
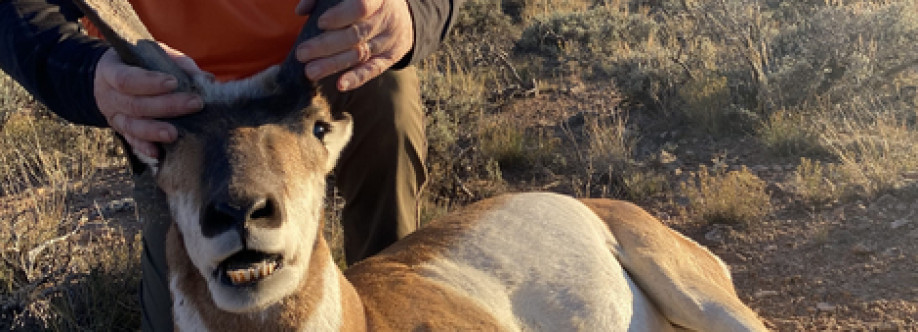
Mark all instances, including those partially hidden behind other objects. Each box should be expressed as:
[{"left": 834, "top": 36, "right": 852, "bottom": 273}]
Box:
[{"left": 324, "top": 112, "right": 353, "bottom": 172}]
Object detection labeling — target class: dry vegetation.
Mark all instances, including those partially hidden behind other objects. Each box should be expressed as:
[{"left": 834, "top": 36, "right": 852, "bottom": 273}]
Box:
[{"left": 2, "top": 0, "right": 917, "bottom": 330}]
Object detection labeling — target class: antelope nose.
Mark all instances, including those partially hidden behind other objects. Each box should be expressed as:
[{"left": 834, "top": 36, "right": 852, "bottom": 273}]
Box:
[{"left": 202, "top": 197, "right": 280, "bottom": 237}]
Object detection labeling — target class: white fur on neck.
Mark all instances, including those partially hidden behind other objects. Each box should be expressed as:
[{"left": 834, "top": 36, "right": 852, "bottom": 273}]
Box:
[
  {"left": 301, "top": 257, "right": 343, "bottom": 331},
  {"left": 171, "top": 274, "right": 210, "bottom": 332}
]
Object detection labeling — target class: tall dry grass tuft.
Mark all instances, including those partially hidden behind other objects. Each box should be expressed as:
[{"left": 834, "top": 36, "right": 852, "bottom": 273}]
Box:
[
  {"left": 818, "top": 108, "right": 918, "bottom": 198},
  {"left": 565, "top": 110, "right": 665, "bottom": 201},
  {"left": 757, "top": 110, "right": 827, "bottom": 158},
  {"left": 478, "top": 117, "right": 560, "bottom": 173},
  {"left": 680, "top": 165, "right": 773, "bottom": 225},
  {"left": 791, "top": 157, "right": 844, "bottom": 206},
  {"left": 45, "top": 231, "right": 141, "bottom": 331}
]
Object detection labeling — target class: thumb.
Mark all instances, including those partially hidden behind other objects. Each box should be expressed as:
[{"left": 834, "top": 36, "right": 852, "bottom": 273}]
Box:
[{"left": 295, "top": 0, "right": 316, "bottom": 16}]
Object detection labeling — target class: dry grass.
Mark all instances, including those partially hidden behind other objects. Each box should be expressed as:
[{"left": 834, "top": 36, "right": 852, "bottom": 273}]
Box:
[
  {"left": 478, "top": 117, "right": 560, "bottom": 172},
  {"left": 757, "top": 109, "right": 827, "bottom": 158},
  {"left": 819, "top": 109, "right": 918, "bottom": 198},
  {"left": 0, "top": 75, "right": 132, "bottom": 330},
  {"left": 791, "top": 157, "right": 844, "bottom": 207},
  {"left": 680, "top": 165, "right": 773, "bottom": 225}
]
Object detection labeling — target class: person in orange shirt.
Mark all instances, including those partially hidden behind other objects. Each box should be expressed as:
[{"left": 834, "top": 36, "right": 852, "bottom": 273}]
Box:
[{"left": 1, "top": 0, "right": 459, "bottom": 329}]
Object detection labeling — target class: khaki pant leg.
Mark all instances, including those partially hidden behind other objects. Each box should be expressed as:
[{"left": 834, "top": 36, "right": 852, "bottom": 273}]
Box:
[
  {"left": 322, "top": 66, "right": 427, "bottom": 264},
  {"left": 134, "top": 171, "right": 174, "bottom": 332}
]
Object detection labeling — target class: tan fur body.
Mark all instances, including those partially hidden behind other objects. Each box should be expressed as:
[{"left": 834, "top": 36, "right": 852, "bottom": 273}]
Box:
[{"left": 167, "top": 192, "right": 767, "bottom": 331}]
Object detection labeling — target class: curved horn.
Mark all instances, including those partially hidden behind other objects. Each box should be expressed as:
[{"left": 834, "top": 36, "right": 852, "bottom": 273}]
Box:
[{"left": 277, "top": 0, "right": 343, "bottom": 93}]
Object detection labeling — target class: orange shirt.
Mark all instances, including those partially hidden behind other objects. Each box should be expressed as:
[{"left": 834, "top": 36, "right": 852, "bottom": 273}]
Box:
[{"left": 89, "top": 0, "right": 307, "bottom": 81}]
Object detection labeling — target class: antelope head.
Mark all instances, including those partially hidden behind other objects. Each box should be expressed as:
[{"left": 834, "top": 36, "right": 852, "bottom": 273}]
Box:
[{"left": 75, "top": 0, "right": 348, "bottom": 312}]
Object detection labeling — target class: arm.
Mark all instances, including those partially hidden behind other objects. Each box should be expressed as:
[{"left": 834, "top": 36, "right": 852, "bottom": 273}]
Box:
[
  {"left": 0, "top": 0, "right": 109, "bottom": 126},
  {"left": 398, "top": 0, "right": 460, "bottom": 68},
  {"left": 1, "top": 0, "right": 204, "bottom": 158}
]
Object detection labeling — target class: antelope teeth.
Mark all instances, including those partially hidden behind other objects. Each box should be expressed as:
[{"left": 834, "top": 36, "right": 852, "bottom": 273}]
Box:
[{"left": 226, "top": 260, "right": 278, "bottom": 285}]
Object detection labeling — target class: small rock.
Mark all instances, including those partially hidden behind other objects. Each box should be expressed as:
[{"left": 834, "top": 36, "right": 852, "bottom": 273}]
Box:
[
  {"left": 731, "top": 253, "right": 748, "bottom": 262},
  {"left": 851, "top": 243, "right": 873, "bottom": 255},
  {"left": 891, "top": 219, "right": 910, "bottom": 229},
  {"left": 816, "top": 302, "right": 836, "bottom": 312},
  {"left": 658, "top": 150, "right": 677, "bottom": 165},
  {"left": 705, "top": 226, "right": 725, "bottom": 242},
  {"left": 765, "top": 244, "right": 778, "bottom": 251},
  {"left": 754, "top": 290, "right": 778, "bottom": 298},
  {"left": 895, "top": 203, "right": 908, "bottom": 212},
  {"left": 873, "top": 322, "right": 900, "bottom": 332},
  {"left": 882, "top": 247, "right": 902, "bottom": 257}
]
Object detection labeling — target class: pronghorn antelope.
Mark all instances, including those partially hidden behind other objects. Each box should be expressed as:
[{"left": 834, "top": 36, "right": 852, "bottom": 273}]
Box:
[{"left": 77, "top": 0, "right": 768, "bottom": 330}]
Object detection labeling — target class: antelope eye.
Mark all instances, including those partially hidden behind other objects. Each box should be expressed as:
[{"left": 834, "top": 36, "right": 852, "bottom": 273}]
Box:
[{"left": 313, "top": 122, "right": 330, "bottom": 140}]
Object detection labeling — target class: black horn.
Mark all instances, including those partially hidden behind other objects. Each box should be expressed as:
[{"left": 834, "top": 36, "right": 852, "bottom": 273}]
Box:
[{"left": 277, "top": 0, "right": 344, "bottom": 94}]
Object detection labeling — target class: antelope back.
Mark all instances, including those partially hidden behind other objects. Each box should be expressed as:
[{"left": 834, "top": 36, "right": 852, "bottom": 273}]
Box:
[{"left": 75, "top": 0, "right": 351, "bottom": 312}]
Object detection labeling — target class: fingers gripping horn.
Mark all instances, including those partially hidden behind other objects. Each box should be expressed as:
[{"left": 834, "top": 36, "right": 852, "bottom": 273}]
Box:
[
  {"left": 73, "top": 0, "right": 197, "bottom": 93},
  {"left": 277, "top": 0, "right": 344, "bottom": 95}
]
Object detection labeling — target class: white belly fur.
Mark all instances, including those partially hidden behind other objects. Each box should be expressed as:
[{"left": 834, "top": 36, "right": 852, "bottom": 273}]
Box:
[{"left": 417, "top": 192, "right": 671, "bottom": 331}]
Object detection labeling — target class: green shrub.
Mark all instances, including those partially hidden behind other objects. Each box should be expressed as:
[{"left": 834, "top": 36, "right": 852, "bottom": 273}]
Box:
[
  {"left": 677, "top": 75, "right": 760, "bottom": 135},
  {"left": 767, "top": 2, "right": 918, "bottom": 112},
  {"left": 516, "top": 5, "right": 684, "bottom": 110}
]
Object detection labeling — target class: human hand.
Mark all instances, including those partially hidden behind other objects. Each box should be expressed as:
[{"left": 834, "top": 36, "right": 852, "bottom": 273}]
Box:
[
  {"left": 294, "top": 0, "right": 414, "bottom": 91},
  {"left": 94, "top": 45, "right": 205, "bottom": 159}
]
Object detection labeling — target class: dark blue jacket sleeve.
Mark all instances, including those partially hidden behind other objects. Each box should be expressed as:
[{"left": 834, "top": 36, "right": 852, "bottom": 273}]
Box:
[
  {"left": 397, "top": 0, "right": 461, "bottom": 69},
  {"left": 0, "top": 0, "right": 110, "bottom": 127}
]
